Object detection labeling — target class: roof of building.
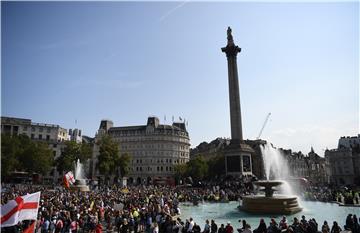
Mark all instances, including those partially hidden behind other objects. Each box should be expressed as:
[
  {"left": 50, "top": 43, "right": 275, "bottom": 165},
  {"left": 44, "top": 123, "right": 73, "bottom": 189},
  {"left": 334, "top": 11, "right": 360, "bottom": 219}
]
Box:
[{"left": 108, "top": 123, "right": 187, "bottom": 132}]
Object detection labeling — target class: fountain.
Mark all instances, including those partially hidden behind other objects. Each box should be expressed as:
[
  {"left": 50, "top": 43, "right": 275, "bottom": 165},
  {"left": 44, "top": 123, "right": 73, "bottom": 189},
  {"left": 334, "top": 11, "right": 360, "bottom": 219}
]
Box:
[
  {"left": 239, "top": 143, "right": 302, "bottom": 214},
  {"left": 71, "top": 159, "right": 90, "bottom": 192}
]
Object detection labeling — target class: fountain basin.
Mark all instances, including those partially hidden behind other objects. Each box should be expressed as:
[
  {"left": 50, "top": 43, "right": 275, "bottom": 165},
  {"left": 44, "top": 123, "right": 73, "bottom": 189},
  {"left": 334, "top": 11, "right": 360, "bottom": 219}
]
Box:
[
  {"left": 240, "top": 196, "right": 302, "bottom": 214},
  {"left": 71, "top": 179, "right": 90, "bottom": 192},
  {"left": 240, "top": 180, "right": 302, "bottom": 214}
]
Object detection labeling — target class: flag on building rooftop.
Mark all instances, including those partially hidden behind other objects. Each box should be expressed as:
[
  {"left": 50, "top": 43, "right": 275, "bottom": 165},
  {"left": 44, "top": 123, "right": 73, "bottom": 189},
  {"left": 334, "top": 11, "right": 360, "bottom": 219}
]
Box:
[{"left": 1, "top": 192, "right": 41, "bottom": 227}]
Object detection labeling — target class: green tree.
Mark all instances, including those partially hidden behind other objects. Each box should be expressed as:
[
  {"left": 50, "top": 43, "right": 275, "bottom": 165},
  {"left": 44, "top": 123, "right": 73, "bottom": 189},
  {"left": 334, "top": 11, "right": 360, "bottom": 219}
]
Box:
[
  {"left": 207, "top": 154, "right": 225, "bottom": 178},
  {"left": 1, "top": 134, "right": 20, "bottom": 177},
  {"left": 2, "top": 134, "right": 54, "bottom": 177},
  {"left": 18, "top": 141, "right": 54, "bottom": 175},
  {"left": 97, "top": 135, "right": 119, "bottom": 178},
  {"left": 116, "top": 153, "right": 132, "bottom": 177},
  {"left": 55, "top": 140, "right": 92, "bottom": 174},
  {"left": 174, "top": 163, "right": 188, "bottom": 179},
  {"left": 187, "top": 155, "right": 208, "bottom": 181}
]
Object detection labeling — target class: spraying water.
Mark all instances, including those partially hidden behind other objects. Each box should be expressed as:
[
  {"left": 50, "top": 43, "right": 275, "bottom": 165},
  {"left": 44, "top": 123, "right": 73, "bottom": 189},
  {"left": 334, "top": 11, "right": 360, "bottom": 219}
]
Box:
[
  {"left": 260, "top": 143, "right": 296, "bottom": 196},
  {"left": 74, "top": 159, "right": 84, "bottom": 180}
]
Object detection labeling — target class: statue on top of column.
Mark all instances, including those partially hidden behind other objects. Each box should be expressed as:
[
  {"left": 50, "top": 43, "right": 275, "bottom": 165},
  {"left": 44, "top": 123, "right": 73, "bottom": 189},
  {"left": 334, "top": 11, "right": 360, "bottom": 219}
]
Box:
[{"left": 227, "top": 26, "right": 234, "bottom": 46}]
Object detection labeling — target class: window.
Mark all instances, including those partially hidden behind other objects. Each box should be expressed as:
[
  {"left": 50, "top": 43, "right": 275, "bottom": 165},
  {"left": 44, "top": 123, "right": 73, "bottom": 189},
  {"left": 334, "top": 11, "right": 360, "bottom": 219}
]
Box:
[
  {"left": 39, "top": 128, "right": 43, "bottom": 132},
  {"left": 47, "top": 128, "right": 51, "bottom": 133},
  {"left": 31, "top": 127, "right": 35, "bottom": 132},
  {"left": 31, "top": 134, "right": 34, "bottom": 139},
  {"left": 46, "top": 135, "right": 50, "bottom": 141},
  {"left": 39, "top": 134, "right": 42, "bottom": 140},
  {"left": 23, "top": 126, "right": 28, "bottom": 131}
]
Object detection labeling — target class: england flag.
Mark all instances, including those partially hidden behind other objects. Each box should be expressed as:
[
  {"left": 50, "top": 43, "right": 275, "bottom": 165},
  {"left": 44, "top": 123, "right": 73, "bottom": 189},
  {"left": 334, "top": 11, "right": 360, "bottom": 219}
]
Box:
[{"left": 1, "top": 191, "right": 41, "bottom": 227}]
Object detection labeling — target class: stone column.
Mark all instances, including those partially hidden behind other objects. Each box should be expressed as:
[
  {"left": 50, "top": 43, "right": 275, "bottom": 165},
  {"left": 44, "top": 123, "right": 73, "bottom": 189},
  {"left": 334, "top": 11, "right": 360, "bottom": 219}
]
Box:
[{"left": 221, "top": 27, "right": 243, "bottom": 143}]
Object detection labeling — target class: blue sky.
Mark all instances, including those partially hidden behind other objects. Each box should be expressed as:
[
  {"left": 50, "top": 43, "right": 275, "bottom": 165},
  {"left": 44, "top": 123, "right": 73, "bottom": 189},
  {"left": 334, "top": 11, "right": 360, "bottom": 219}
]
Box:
[{"left": 2, "top": 2, "right": 359, "bottom": 155}]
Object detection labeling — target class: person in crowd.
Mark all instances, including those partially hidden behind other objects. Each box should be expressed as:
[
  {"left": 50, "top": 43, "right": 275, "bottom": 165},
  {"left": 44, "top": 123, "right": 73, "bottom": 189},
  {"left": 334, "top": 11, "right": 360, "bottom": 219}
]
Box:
[
  {"left": 210, "top": 220, "right": 218, "bottom": 233},
  {"left": 218, "top": 224, "right": 226, "bottom": 233},
  {"left": 41, "top": 217, "right": 50, "bottom": 233},
  {"left": 300, "top": 216, "right": 307, "bottom": 225},
  {"left": 153, "top": 222, "right": 159, "bottom": 233},
  {"left": 253, "top": 219, "right": 266, "bottom": 233},
  {"left": 352, "top": 215, "right": 360, "bottom": 233},
  {"left": 330, "top": 221, "right": 341, "bottom": 233},
  {"left": 225, "top": 222, "right": 234, "bottom": 233},
  {"left": 267, "top": 219, "right": 280, "bottom": 233},
  {"left": 242, "top": 224, "right": 252, "bottom": 233},
  {"left": 291, "top": 217, "right": 301, "bottom": 233},
  {"left": 279, "top": 216, "right": 288, "bottom": 230},
  {"left": 202, "top": 220, "right": 210, "bottom": 233},
  {"left": 188, "top": 218, "right": 195, "bottom": 233},
  {"left": 321, "top": 221, "right": 330, "bottom": 233},
  {"left": 193, "top": 223, "right": 201, "bottom": 233},
  {"left": 344, "top": 214, "right": 354, "bottom": 232}
]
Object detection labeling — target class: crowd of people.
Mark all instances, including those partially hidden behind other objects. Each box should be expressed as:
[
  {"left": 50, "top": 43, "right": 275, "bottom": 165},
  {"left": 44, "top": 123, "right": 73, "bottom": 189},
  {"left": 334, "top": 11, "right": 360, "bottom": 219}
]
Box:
[{"left": 1, "top": 183, "right": 359, "bottom": 233}]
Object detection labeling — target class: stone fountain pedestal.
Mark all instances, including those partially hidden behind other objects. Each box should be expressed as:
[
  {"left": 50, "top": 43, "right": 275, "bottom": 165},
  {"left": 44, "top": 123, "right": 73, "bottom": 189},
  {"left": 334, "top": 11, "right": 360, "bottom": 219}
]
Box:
[
  {"left": 240, "top": 180, "right": 302, "bottom": 214},
  {"left": 71, "top": 179, "right": 90, "bottom": 192}
]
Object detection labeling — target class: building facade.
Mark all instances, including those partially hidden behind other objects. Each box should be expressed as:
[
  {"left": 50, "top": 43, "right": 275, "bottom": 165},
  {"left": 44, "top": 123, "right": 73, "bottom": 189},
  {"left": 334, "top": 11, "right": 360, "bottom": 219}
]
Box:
[
  {"left": 338, "top": 134, "right": 360, "bottom": 149},
  {"left": 1, "top": 116, "right": 90, "bottom": 183},
  {"left": 325, "top": 147, "right": 355, "bottom": 185},
  {"left": 1, "top": 116, "right": 68, "bottom": 142},
  {"left": 92, "top": 117, "right": 190, "bottom": 185},
  {"left": 325, "top": 135, "right": 360, "bottom": 186}
]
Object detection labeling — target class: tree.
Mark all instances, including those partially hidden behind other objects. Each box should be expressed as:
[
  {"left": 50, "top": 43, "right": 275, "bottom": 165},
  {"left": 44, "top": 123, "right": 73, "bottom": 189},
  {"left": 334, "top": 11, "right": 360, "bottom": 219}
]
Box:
[
  {"left": 97, "top": 135, "right": 120, "bottom": 178},
  {"left": 1, "top": 134, "right": 20, "bottom": 177},
  {"left": 19, "top": 141, "right": 54, "bottom": 175},
  {"left": 187, "top": 156, "right": 208, "bottom": 181},
  {"left": 116, "top": 153, "right": 132, "bottom": 177},
  {"left": 174, "top": 163, "right": 188, "bottom": 179},
  {"left": 207, "top": 154, "right": 225, "bottom": 179},
  {"left": 2, "top": 134, "right": 54, "bottom": 177},
  {"left": 55, "top": 140, "right": 92, "bottom": 174}
]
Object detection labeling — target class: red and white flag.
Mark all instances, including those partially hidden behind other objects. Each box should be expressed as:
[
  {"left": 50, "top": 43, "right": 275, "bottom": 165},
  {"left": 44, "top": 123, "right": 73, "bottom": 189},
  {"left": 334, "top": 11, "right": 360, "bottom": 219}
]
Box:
[
  {"left": 1, "top": 191, "right": 41, "bottom": 227},
  {"left": 63, "top": 171, "right": 76, "bottom": 188},
  {"left": 65, "top": 171, "right": 75, "bottom": 185}
]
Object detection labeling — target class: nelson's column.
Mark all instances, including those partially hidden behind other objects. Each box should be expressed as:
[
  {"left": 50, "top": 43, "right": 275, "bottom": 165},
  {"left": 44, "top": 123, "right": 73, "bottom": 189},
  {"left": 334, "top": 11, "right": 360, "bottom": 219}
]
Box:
[{"left": 221, "top": 27, "right": 254, "bottom": 177}]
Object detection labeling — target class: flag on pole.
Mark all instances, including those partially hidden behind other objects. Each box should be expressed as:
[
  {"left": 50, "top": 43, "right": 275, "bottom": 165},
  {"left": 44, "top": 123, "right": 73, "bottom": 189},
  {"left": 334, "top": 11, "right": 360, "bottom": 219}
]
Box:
[
  {"left": 1, "top": 192, "right": 41, "bottom": 227},
  {"left": 63, "top": 171, "right": 75, "bottom": 189}
]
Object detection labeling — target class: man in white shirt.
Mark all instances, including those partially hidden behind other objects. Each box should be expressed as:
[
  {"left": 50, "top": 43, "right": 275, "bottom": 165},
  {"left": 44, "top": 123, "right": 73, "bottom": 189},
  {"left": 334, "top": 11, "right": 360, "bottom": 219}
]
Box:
[{"left": 188, "top": 218, "right": 195, "bottom": 232}]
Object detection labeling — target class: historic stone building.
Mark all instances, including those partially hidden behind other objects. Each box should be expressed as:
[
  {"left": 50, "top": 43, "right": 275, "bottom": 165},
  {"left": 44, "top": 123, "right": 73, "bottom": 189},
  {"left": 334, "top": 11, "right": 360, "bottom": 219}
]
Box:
[
  {"left": 338, "top": 134, "right": 360, "bottom": 149},
  {"left": 92, "top": 116, "right": 190, "bottom": 185},
  {"left": 325, "top": 135, "right": 360, "bottom": 186},
  {"left": 0, "top": 116, "right": 84, "bottom": 183},
  {"left": 1, "top": 116, "right": 68, "bottom": 142},
  {"left": 306, "top": 148, "right": 327, "bottom": 184},
  {"left": 190, "top": 137, "right": 230, "bottom": 159}
]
